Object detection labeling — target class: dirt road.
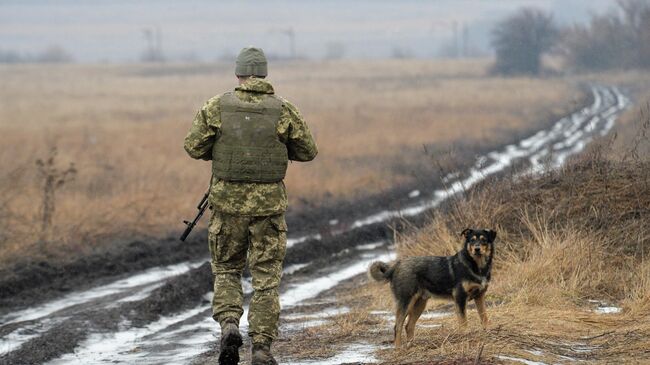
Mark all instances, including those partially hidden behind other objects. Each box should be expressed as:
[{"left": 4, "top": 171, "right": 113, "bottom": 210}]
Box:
[{"left": 0, "top": 85, "right": 629, "bottom": 365}]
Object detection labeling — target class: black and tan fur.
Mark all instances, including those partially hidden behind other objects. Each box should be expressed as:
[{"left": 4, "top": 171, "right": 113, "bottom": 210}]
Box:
[{"left": 369, "top": 228, "right": 496, "bottom": 348}]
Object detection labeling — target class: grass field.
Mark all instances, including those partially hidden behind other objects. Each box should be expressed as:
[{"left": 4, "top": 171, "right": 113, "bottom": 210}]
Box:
[{"left": 0, "top": 60, "right": 582, "bottom": 265}]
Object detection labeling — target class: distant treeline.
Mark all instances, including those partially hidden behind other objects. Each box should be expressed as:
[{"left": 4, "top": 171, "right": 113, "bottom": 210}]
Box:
[{"left": 492, "top": 0, "right": 650, "bottom": 75}]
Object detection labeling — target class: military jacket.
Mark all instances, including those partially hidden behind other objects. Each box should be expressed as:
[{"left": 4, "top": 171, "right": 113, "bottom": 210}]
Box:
[{"left": 184, "top": 78, "right": 318, "bottom": 216}]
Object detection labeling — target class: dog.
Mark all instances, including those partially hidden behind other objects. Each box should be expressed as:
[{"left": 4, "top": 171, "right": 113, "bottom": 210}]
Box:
[{"left": 368, "top": 228, "right": 496, "bottom": 348}]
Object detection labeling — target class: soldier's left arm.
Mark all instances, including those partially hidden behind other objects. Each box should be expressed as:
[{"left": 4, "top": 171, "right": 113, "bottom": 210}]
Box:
[{"left": 281, "top": 100, "right": 318, "bottom": 162}]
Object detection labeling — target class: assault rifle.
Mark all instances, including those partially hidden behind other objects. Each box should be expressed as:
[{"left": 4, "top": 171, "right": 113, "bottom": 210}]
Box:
[{"left": 180, "top": 189, "right": 209, "bottom": 241}]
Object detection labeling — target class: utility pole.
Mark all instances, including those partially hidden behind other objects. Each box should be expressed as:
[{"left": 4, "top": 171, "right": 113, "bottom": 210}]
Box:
[
  {"left": 269, "top": 27, "right": 296, "bottom": 59},
  {"left": 462, "top": 23, "right": 469, "bottom": 58},
  {"left": 452, "top": 20, "right": 459, "bottom": 58},
  {"left": 141, "top": 26, "right": 164, "bottom": 62},
  {"left": 283, "top": 27, "right": 296, "bottom": 59}
]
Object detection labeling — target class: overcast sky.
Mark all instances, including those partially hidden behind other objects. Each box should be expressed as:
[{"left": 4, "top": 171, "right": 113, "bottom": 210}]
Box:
[{"left": 0, "top": 0, "right": 618, "bottom": 62}]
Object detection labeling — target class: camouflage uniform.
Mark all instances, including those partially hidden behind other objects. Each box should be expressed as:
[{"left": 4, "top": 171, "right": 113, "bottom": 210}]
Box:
[{"left": 184, "top": 77, "right": 317, "bottom": 346}]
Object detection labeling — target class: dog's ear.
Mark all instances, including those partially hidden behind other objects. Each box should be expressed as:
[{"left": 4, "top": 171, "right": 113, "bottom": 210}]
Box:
[
  {"left": 460, "top": 228, "right": 472, "bottom": 238},
  {"left": 486, "top": 229, "right": 497, "bottom": 242}
]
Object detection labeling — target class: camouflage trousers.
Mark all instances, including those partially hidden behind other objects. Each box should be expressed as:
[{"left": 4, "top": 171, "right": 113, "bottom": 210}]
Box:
[{"left": 208, "top": 210, "right": 287, "bottom": 345}]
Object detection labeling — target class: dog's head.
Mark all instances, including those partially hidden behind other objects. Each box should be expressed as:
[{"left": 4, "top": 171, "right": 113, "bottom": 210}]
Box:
[{"left": 460, "top": 228, "right": 496, "bottom": 264}]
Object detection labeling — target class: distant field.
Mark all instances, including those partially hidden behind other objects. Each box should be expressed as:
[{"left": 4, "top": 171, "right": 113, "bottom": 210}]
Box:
[{"left": 0, "top": 59, "right": 579, "bottom": 264}]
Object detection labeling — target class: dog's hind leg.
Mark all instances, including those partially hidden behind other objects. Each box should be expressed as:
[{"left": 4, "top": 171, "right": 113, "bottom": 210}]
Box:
[
  {"left": 452, "top": 288, "right": 468, "bottom": 328},
  {"left": 393, "top": 302, "right": 408, "bottom": 348},
  {"left": 475, "top": 293, "right": 489, "bottom": 328},
  {"left": 405, "top": 296, "right": 427, "bottom": 345}
]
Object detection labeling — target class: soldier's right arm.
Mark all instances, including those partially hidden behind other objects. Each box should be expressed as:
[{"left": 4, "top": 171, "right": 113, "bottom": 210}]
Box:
[{"left": 184, "top": 97, "right": 221, "bottom": 161}]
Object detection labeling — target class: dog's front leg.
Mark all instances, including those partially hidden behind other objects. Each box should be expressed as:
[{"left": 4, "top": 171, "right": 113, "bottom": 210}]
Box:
[
  {"left": 452, "top": 288, "right": 468, "bottom": 328},
  {"left": 475, "top": 293, "right": 489, "bottom": 328}
]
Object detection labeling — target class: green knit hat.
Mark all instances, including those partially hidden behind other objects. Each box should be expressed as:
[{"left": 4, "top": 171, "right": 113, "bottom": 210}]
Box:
[{"left": 235, "top": 46, "right": 268, "bottom": 77}]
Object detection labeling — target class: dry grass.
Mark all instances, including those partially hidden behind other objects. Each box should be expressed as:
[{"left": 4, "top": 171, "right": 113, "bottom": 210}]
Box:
[
  {"left": 0, "top": 60, "right": 578, "bottom": 265},
  {"left": 317, "top": 138, "right": 650, "bottom": 364}
]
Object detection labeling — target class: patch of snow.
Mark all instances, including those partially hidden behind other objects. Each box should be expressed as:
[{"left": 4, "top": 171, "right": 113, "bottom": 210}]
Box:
[
  {"left": 588, "top": 299, "right": 622, "bottom": 314},
  {"left": 283, "top": 319, "right": 330, "bottom": 331},
  {"left": 0, "top": 318, "right": 60, "bottom": 355},
  {"left": 497, "top": 355, "right": 548, "bottom": 365},
  {"left": 286, "top": 343, "right": 380, "bottom": 365},
  {"left": 284, "top": 263, "right": 310, "bottom": 275},
  {"left": 420, "top": 310, "right": 451, "bottom": 319},
  {"left": 281, "top": 252, "right": 396, "bottom": 306},
  {"left": 595, "top": 306, "right": 621, "bottom": 314},
  {"left": 114, "top": 284, "right": 161, "bottom": 304},
  {"left": 46, "top": 305, "right": 209, "bottom": 365},
  {"left": 442, "top": 171, "right": 460, "bottom": 183},
  {"left": 408, "top": 190, "right": 420, "bottom": 198},
  {"left": 284, "top": 306, "right": 350, "bottom": 320},
  {"left": 287, "top": 233, "right": 322, "bottom": 248},
  {"left": 356, "top": 241, "right": 386, "bottom": 251},
  {"left": 418, "top": 323, "right": 441, "bottom": 328},
  {"left": 526, "top": 349, "right": 544, "bottom": 356},
  {"left": 369, "top": 310, "right": 391, "bottom": 315}
]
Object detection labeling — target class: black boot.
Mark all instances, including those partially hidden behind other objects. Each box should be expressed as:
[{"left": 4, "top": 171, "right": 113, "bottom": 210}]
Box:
[
  {"left": 251, "top": 343, "right": 277, "bottom": 365},
  {"left": 218, "top": 319, "right": 243, "bottom": 365}
]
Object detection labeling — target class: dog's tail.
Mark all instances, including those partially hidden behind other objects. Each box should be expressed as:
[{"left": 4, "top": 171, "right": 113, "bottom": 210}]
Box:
[{"left": 368, "top": 261, "right": 394, "bottom": 283}]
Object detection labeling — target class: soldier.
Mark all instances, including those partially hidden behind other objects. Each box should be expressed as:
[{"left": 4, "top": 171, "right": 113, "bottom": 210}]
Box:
[{"left": 184, "top": 46, "right": 317, "bottom": 365}]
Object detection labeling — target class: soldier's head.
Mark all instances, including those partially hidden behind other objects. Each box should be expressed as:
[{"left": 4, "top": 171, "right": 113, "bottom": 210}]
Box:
[{"left": 235, "top": 46, "right": 267, "bottom": 84}]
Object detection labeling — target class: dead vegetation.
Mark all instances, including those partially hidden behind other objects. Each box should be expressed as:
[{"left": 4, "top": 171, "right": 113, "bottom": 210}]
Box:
[
  {"left": 295, "top": 113, "right": 650, "bottom": 364},
  {"left": 0, "top": 60, "right": 578, "bottom": 266}
]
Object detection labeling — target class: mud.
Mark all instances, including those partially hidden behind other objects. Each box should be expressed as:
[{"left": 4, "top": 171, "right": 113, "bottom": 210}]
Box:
[
  {"left": 0, "top": 235, "right": 206, "bottom": 313},
  {"left": 0, "top": 263, "right": 214, "bottom": 364}
]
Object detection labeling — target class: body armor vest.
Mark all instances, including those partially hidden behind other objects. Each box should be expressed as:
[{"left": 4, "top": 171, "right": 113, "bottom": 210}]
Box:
[{"left": 212, "top": 92, "right": 288, "bottom": 183}]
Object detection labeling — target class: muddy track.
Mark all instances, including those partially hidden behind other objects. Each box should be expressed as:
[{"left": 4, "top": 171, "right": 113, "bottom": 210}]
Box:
[{"left": 0, "top": 85, "right": 629, "bottom": 365}]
